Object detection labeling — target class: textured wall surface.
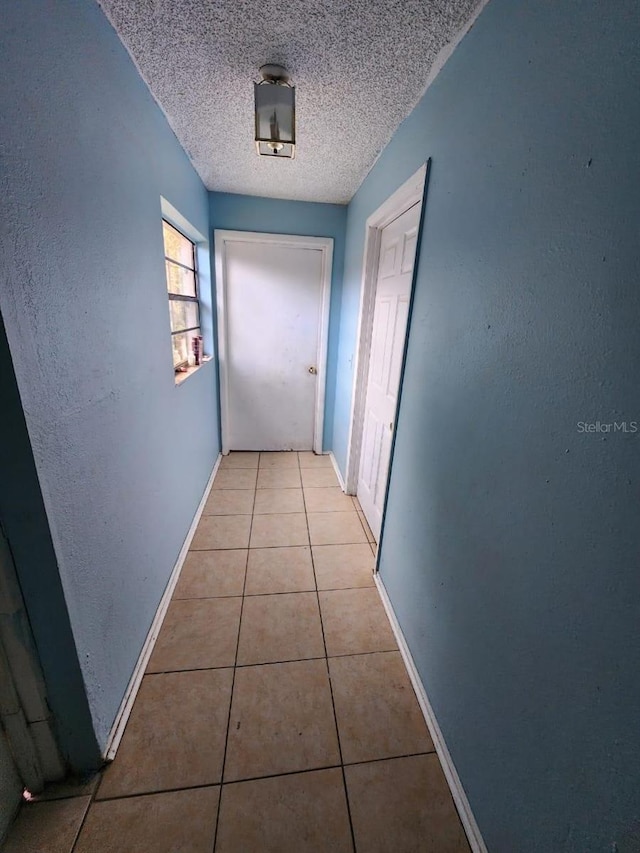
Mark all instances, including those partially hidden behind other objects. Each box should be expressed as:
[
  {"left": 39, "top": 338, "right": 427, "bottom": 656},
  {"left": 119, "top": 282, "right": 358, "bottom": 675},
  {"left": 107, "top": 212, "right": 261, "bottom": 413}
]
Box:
[
  {"left": 335, "top": 1, "right": 640, "bottom": 850},
  {"left": 98, "top": 0, "right": 482, "bottom": 202},
  {"left": 0, "top": 0, "right": 218, "bottom": 753},
  {"left": 210, "top": 192, "right": 347, "bottom": 449}
]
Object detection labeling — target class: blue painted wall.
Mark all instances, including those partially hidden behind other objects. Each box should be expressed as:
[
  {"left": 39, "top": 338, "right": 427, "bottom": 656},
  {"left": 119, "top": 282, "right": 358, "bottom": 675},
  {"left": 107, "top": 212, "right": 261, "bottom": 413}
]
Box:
[
  {"left": 335, "top": 1, "right": 640, "bottom": 850},
  {"left": 0, "top": 0, "right": 219, "bottom": 756},
  {"left": 210, "top": 192, "right": 347, "bottom": 450}
]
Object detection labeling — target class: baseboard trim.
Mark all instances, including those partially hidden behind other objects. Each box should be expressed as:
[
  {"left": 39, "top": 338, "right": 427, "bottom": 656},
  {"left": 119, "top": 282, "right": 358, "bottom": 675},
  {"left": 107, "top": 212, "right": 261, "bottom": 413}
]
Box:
[
  {"left": 103, "top": 454, "right": 222, "bottom": 761},
  {"left": 328, "top": 451, "right": 347, "bottom": 492},
  {"left": 374, "top": 573, "right": 488, "bottom": 853}
]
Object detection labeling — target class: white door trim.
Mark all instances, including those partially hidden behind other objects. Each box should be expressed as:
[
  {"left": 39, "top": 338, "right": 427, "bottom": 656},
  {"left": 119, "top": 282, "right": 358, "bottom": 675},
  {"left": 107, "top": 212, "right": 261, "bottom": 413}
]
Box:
[
  {"left": 214, "top": 230, "right": 333, "bottom": 455},
  {"left": 345, "top": 163, "right": 428, "bottom": 494}
]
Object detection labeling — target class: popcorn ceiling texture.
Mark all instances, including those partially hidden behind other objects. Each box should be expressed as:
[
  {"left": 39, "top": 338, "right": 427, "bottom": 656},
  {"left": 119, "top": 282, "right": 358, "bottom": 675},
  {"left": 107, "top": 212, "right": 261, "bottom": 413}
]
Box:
[{"left": 98, "top": 0, "right": 481, "bottom": 203}]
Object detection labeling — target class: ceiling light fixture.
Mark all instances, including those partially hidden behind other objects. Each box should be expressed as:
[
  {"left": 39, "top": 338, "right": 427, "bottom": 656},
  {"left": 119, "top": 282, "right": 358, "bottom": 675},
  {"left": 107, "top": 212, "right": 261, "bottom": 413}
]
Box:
[{"left": 254, "top": 64, "right": 295, "bottom": 159}]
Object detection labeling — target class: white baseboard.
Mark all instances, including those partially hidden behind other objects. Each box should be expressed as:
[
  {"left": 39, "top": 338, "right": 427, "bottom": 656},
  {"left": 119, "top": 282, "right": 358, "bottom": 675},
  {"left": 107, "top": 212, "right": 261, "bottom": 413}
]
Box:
[
  {"left": 329, "top": 451, "right": 347, "bottom": 492},
  {"left": 103, "top": 454, "right": 221, "bottom": 760},
  {"left": 374, "top": 574, "right": 488, "bottom": 853}
]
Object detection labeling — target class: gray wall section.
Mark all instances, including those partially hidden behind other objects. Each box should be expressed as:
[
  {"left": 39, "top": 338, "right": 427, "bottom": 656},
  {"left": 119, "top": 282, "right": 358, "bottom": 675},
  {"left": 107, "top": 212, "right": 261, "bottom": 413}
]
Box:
[
  {"left": 0, "top": 729, "right": 21, "bottom": 842},
  {"left": 209, "top": 192, "right": 347, "bottom": 451},
  {"left": 0, "top": 0, "right": 219, "bottom": 755},
  {"left": 336, "top": 1, "right": 640, "bottom": 850},
  {"left": 0, "top": 317, "right": 100, "bottom": 770}
]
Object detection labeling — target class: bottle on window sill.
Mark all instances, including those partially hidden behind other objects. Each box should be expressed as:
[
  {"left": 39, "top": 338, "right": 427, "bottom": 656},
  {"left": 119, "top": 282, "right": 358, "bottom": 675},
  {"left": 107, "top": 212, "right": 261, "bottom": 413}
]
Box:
[{"left": 192, "top": 334, "right": 204, "bottom": 366}]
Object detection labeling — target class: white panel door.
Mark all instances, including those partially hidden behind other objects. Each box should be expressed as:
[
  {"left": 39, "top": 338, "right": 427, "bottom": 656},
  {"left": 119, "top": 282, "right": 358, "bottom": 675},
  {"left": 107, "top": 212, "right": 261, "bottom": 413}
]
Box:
[
  {"left": 224, "top": 240, "right": 324, "bottom": 451},
  {"left": 357, "top": 202, "right": 420, "bottom": 540}
]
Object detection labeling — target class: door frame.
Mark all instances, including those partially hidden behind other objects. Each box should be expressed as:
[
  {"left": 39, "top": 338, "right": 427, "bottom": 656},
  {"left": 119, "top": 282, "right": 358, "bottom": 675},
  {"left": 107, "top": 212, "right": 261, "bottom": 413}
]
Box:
[
  {"left": 345, "top": 163, "right": 429, "bottom": 496},
  {"left": 0, "top": 525, "right": 65, "bottom": 794},
  {"left": 214, "top": 230, "right": 333, "bottom": 455}
]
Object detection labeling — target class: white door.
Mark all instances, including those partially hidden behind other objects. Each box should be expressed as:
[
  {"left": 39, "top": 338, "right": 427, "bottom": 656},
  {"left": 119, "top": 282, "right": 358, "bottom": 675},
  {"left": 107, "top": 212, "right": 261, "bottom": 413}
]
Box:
[
  {"left": 222, "top": 238, "right": 325, "bottom": 451},
  {"left": 357, "top": 202, "right": 421, "bottom": 540}
]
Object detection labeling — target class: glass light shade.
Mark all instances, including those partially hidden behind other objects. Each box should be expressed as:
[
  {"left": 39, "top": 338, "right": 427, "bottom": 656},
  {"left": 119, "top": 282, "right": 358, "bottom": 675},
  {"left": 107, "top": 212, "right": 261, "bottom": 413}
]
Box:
[{"left": 254, "top": 81, "right": 295, "bottom": 158}]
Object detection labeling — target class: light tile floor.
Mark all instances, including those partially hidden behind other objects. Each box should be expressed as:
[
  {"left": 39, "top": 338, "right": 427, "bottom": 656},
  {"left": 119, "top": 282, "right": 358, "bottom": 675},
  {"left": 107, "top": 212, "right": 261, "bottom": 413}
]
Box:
[{"left": 4, "top": 452, "right": 470, "bottom": 853}]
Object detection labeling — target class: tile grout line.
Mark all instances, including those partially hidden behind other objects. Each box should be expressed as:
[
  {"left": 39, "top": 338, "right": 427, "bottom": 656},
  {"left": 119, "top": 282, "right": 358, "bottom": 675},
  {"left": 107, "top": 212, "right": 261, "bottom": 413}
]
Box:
[
  {"left": 353, "top": 507, "right": 370, "bottom": 540},
  {"left": 85, "top": 782, "right": 221, "bottom": 805},
  {"left": 69, "top": 482, "right": 251, "bottom": 849},
  {"left": 35, "top": 454, "right": 328, "bottom": 851},
  {"left": 70, "top": 760, "right": 109, "bottom": 849},
  {"left": 206, "top": 507, "right": 368, "bottom": 516},
  {"left": 211, "top": 461, "right": 256, "bottom": 853},
  {"left": 223, "top": 748, "right": 437, "bottom": 788},
  {"left": 194, "top": 748, "right": 438, "bottom": 790},
  {"left": 65, "top": 749, "right": 440, "bottom": 808},
  {"left": 67, "top": 793, "right": 93, "bottom": 853},
  {"left": 73, "top": 454, "right": 257, "bottom": 853},
  {"left": 65, "top": 453, "right": 361, "bottom": 852},
  {"left": 86, "top": 749, "right": 437, "bottom": 811},
  {"left": 86, "top": 746, "right": 441, "bottom": 807},
  {"left": 144, "top": 645, "right": 402, "bottom": 676},
  {"left": 300, "top": 454, "right": 358, "bottom": 853},
  {"left": 173, "top": 580, "right": 378, "bottom": 602},
  {"left": 193, "top": 534, "right": 370, "bottom": 551}
]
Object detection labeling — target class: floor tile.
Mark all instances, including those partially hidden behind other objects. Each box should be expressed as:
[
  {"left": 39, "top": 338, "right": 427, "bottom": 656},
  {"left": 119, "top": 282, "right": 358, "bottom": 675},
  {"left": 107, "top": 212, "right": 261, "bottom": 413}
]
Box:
[
  {"left": 245, "top": 546, "right": 315, "bottom": 594},
  {"left": 253, "top": 488, "right": 304, "bottom": 514},
  {"left": 307, "top": 511, "right": 367, "bottom": 545},
  {"left": 358, "top": 510, "right": 376, "bottom": 543},
  {"left": 147, "top": 598, "right": 241, "bottom": 672},
  {"left": 345, "top": 754, "right": 470, "bottom": 853},
  {"left": 173, "top": 550, "right": 246, "bottom": 599},
  {"left": 329, "top": 652, "right": 433, "bottom": 764},
  {"left": 97, "top": 669, "right": 232, "bottom": 798},
  {"left": 257, "top": 468, "right": 301, "bottom": 489},
  {"left": 191, "top": 515, "right": 251, "bottom": 550},
  {"left": 304, "top": 487, "right": 354, "bottom": 513},
  {"left": 301, "top": 468, "right": 339, "bottom": 488},
  {"left": 312, "top": 544, "right": 375, "bottom": 590},
  {"left": 220, "top": 452, "right": 259, "bottom": 469},
  {"left": 351, "top": 496, "right": 363, "bottom": 511},
  {"left": 3, "top": 797, "right": 90, "bottom": 853},
  {"left": 212, "top": 468, "right": 257, "bottom": 490},
  {"left": 30, "top": 774, "right": 99, "bottom": 802},
  {"left": 237, "top": 592, "right": 324, "bottom": 666},
  {"left": 216, "top": 769, "right": 352, "bottom": 853},
  {"left": 259, "top": 452, "right": 299, "bottom": 468},
  {"left": 298, "top": 452, "right": 333, "bottom": 469},
  {"left": 224, "top": 659, "right": 340, "bottom": 781},
  {"left": 74, "top": 788, "right": 219, "bottom": 853},
  {"left": 249, "top": 513, "right": 308, "bottom": 548},
  {"left": 202, "top": 489, "right": 254, "bottom": 516},
  {"left": 319, "top": 588, "right": 397, "bottom": 656}
]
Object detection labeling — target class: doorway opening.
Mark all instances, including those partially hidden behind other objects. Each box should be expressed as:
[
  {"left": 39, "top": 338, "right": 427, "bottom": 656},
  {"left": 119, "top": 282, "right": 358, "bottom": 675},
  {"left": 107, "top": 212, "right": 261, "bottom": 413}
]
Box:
[
  {"left": 0, "top": 525, "right": 65, "bottom": 835},
  {"left": 345, "top": 163, "right": 429, "bottom": 543},
  {"left": 214, "top": 231, "right": 333, "bottom": 455}
]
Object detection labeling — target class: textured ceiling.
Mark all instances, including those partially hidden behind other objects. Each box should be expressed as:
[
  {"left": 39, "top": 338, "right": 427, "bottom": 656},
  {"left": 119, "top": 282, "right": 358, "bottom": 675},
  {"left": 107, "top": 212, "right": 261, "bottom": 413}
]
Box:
[{"left": 99, "top": 0, "right": 482, "bottom": 203}]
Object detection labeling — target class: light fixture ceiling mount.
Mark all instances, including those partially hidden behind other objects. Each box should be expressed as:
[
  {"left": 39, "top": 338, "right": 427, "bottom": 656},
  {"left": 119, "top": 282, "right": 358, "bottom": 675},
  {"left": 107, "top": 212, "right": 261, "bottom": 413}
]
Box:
[{"left": 254, "top": 64, "right": 295, "bottom": 159}]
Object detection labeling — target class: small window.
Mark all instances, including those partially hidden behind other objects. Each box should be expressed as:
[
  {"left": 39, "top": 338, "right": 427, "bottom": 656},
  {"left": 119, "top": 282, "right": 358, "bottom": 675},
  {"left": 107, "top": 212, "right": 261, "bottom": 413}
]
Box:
[{"left": 162, "top": 220, "right": 202, "bottom": 371}]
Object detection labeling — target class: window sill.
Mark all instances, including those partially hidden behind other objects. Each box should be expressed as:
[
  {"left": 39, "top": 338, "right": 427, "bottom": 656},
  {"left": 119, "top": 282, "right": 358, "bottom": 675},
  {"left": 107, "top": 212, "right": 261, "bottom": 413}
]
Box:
[{"left": 174, "top": 355, "right": 212, "bottom": 386}]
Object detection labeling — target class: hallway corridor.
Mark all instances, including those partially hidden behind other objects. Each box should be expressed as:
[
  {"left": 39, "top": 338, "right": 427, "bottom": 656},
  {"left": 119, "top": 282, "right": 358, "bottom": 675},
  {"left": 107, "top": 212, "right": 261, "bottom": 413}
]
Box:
[{"left": 4, "top": 452, "right": 469, "bottom": 852}]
